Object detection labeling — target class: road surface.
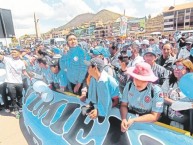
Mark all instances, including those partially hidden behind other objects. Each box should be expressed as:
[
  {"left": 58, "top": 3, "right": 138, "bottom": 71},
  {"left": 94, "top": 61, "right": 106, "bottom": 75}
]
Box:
[{"left": 0, "top": 110, "right": 30, "bottom": 145}]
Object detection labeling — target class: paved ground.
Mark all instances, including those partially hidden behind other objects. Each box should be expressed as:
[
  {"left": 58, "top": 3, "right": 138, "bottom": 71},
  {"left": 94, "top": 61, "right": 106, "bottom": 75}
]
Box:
[{"left": 0, "top": 110, "right": 29, "bottom": 145}]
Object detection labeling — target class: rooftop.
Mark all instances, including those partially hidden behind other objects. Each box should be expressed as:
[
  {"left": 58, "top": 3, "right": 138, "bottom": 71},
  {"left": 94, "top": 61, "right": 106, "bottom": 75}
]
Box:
[{"left": 163, "top": 2, "right": 193, "bottom": 12}]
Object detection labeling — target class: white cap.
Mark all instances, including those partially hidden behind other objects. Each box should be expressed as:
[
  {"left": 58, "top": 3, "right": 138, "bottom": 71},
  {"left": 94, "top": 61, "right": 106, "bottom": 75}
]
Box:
[
  {"left": 141, "top": 39, "right": 149, "bottom": 45},
  {"left": 159, "top": 39, "right": 168, "bottom": 44}
]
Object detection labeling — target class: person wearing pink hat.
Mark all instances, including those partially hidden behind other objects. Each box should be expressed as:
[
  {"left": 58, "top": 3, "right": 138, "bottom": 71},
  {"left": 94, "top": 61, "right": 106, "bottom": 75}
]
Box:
[{"left": 120, "top": 62, "right": 164, "bottom": 132}]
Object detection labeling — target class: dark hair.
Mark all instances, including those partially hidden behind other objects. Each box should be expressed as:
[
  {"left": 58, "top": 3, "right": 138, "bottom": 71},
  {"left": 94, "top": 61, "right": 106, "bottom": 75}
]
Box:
[
  {"left": 37, "top": 49, "right": 48, "bottom": 56},
  {"left": 169, "top": 58, "right": 192, "bottom": 86},
  {"left": 110, "top": 41, "right": 119, "bottom": 50},
  {"left": 162, "top": 42, "right": 173, "bottom": 50},
  {"left": 50, "top": 60, "right": 61, "bottom": 71},
  {"left": 169, "top": 72, "right": 178, "bottom": 87},
  {"left": 37, "top": 57, "right": 47, "bottom": 65},
  {"left": 118, "top": 54, "right": 129, "bottom": 65},
  {"left": 66, "top": 33, "right": 76, "bottom": 41},
  {"left": 189, "top": 55, "right": 193, "bottom": 64}
]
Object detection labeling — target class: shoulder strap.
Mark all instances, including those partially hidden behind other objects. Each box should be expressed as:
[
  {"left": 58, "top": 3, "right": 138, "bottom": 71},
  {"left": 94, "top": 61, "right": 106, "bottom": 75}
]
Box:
[
  {"left": 128, "top": 82, "right": 132, "bottom": 91},
  {"left": 151, "top": 86, "right": 154, "bottom": 99},
  {"left": 150, "top": 84, "right": 155, "bottom": 99}
]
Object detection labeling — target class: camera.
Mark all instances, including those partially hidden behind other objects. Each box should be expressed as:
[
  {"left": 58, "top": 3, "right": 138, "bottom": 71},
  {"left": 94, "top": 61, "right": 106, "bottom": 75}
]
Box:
[
  {"left": 81, "top": 101, "right": 94, "bottom": 116},
  {"left": 51, "top": 82, "right": 60, "bottom": 91}
]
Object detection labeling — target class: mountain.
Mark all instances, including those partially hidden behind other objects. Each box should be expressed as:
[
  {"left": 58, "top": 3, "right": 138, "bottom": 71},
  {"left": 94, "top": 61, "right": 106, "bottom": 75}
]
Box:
[
  {"left": 90, "top": 9, "right": 122, "bottom": 23},
  {"left": 58, "top": 13, "right": 94, "bottom": 30},
  {"left": 57, "top": 9, "right": 129, "bottom": 30}
]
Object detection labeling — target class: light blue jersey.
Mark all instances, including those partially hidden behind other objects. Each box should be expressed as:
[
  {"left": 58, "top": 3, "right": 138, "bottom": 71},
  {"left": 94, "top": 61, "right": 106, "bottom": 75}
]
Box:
[
  {"left": 59, "top": 53, "right": 68, "bottom": 71},
  {"left": 42, "top": 67, "right": 53, "bottom": 84},
  {"left": 122, "top": 82, "right": 164, "bottom": 114},
  {"left": 88, "top": 71, "right": 120, "bottom": 116},
  {"left": 51, "top": 70, "right": 68, "bottom": 88}
]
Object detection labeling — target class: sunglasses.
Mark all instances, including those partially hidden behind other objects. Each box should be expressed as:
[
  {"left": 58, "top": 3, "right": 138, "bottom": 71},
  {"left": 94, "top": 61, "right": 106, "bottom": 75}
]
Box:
[
  {"left": 186, "top": 43, "right": 191, "bottom": 46},
  {"left": 149, "top": 39, "right": 154, "bottom": 41},
  {"left": 172, "top": 65, "right": 185, "bottom": 70},
  {"left": 90, "top": 49, "right": 102, "bottom": 55}
]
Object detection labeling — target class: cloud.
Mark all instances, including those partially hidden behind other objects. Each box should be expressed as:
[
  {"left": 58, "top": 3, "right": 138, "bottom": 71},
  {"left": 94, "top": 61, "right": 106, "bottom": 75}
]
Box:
[
  {"left": 145, "top": 0, "right": 192, "bottom": 17},
  {"left": 92, "top": 0, "right": 138, "bottom": 17},
  {"left": 0, "top": 0, "right": 92, "bottom": 37},
  {"left": 0, "top": 0, "right": 192, "bottom": 38}
]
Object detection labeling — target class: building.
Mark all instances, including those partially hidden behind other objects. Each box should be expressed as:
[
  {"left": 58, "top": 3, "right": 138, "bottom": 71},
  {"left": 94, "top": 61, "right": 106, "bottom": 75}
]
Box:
[
  {"left": 145, "top": 15, "right": 163, "bottom": 34},
  {"left": 94, "top": 21, "right": 113, "bottom": 39},
  {"left": 163, "top": 2, "right": 193, "bottom": 32}
]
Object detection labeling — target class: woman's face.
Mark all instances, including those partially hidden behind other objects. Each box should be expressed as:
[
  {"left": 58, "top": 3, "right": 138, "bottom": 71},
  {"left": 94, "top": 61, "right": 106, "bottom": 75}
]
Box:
[
  {"left": 67, "top": 35, "right": 78, "bottom": 48},
  {"left": 133, "top": 78, "right": 148, "bottom": 91},
  {"left": 162, "top": 44, "right": 172, "bottom": 57},
  {"left": 173, "top": 62, "right": 188, "bottom": 79}
]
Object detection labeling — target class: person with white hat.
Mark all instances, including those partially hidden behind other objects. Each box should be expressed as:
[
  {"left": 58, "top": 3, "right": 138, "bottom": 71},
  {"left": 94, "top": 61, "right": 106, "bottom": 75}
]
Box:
[
  {"left": 140, "top": 39, "right": 149, "bottom": 56},
  {"left": 120, "top": 62, "right": 164, "bottom": 132}
]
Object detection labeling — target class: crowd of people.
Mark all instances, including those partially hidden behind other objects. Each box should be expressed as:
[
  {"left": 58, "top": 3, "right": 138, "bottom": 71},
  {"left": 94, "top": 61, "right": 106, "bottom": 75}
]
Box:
[{"left": 0, "top": 32, "right": 193, "bottom": 132}]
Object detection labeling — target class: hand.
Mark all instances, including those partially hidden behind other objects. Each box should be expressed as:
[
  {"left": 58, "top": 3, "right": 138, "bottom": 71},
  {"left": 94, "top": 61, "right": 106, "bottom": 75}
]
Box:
[
  {"left": 127, "top": 118, "right": 134, "bottom": 128},
  {"left": 74, "top": 83, "right": 81, "bottom": 93},
  {"left": 121, "top": 119, "right": 128, "bottom": 132},
  {"left": 79, "top": 92, "right": 86, "bottom": 102},
  {"left": 88, "top": 109, "right": 98, "bottom": 120}
]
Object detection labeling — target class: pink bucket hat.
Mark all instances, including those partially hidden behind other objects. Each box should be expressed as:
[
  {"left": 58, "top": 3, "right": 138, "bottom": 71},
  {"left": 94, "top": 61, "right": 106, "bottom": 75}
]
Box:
[{"left": 127, "top": 62, "right": 158, "bottom": 82}]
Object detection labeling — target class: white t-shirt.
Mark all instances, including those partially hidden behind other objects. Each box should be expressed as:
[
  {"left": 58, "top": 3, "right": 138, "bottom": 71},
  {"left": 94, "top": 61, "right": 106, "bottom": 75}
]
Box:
[{"left": 3, "top": 56, "right": 26, "bottom": 84}]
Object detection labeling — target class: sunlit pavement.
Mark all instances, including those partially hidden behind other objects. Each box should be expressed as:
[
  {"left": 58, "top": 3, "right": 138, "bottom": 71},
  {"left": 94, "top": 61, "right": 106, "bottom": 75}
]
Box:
[{"left": 0, "top": 111, "right": 28, "bottom": 145}]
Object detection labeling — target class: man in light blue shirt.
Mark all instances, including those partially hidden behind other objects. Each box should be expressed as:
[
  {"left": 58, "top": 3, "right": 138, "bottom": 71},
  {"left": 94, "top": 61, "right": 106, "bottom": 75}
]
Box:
[
  {"left": 37, "top": 57, "right": 53, "bottom": 84},
  {"left": 84, "top": 58, "right": 120, "bottom": 119},
  {"left": 64, "top": 33, "right": 89, "bottom": 95},
  {"left": 48, "top": 59, "right": 68, "bottom": 92}
]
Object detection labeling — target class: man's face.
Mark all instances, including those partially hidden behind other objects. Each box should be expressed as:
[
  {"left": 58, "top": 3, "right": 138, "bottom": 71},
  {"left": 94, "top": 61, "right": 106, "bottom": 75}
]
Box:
[
  {"left": 109, "top": 44, "right": 115, "bottom": 55},
  {"left": 38, "top": 62, "right": 45, "bottom": 68},
  {"left": 67, "top": 35, "right": 78, "bottom": 48},
  {"left": 88, "top": 65, "right": 97, "bottom": 77},
  {"left": 149, "top": 39, "right": 154, "bottom": 45},
  {"left": 141, "top": 44, "right": 148, "bottom": 49},
  {"left": 11, "top": 50, "right": 20, "bottom": 58},
  {"left": 26, "top": 48, "right": 31, "bottom": 54},
  {"left": 186, "top": 43, "right": 192, "bottom": 51},
  {"left": 50, "top": 65, "right": 59, "bottom": 74},
  {"left": 144, "top": 53, "right": 156, "bottom": 65}
]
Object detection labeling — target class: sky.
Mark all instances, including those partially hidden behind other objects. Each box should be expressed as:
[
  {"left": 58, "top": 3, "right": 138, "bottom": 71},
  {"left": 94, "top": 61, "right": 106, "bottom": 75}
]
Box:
[{"left": 0, "top": 0, "right": 193, "bottom": 38}]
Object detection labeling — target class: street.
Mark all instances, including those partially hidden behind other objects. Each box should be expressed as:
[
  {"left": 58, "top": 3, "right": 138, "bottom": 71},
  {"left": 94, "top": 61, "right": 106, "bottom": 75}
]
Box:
[{"left": 0, "top": 111, "right": 29, "bottom": 145}]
